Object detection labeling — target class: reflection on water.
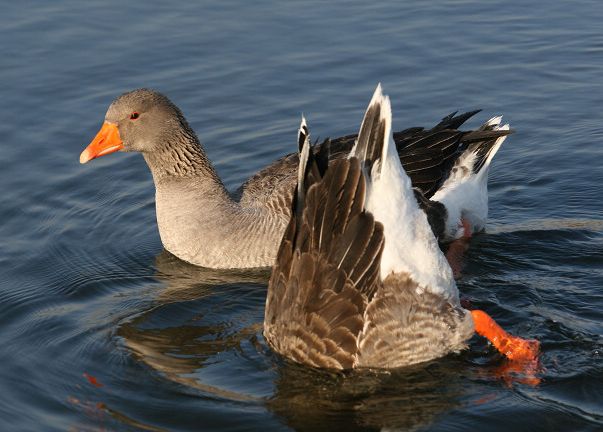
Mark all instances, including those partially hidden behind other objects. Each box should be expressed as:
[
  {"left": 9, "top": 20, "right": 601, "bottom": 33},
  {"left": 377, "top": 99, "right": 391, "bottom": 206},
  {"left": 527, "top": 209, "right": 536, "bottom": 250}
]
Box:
[
  {"left": 115, "top": 250, "right": 546, "bottom": 432},
  {"left": 118, "top": 250, "right": 269, "bottom": 401},
  {"left": 267, "top": 362, "right": 465, "bottom": 432},
  {"left": 69, "top": 396, "right": 168, "bottom": 432},
  {"left": 487, "top": 218, "right": 603, "bottom": 235},
  {"left": 152, "top": 250, "right": 270, "bottom": 302}
]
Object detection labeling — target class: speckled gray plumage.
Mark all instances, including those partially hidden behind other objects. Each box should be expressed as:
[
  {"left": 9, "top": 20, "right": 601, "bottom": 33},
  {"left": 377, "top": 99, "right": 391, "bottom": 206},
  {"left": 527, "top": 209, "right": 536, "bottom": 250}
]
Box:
[{"left": 356, "top": 273, "right": 473, "bottom": 368}]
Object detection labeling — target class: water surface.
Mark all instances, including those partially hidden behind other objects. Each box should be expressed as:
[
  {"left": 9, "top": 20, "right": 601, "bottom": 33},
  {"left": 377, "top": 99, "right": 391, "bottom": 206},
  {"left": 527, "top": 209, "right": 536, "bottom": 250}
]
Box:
[{"left": 1, "top": 1, "right": 602, "bottom": 430}]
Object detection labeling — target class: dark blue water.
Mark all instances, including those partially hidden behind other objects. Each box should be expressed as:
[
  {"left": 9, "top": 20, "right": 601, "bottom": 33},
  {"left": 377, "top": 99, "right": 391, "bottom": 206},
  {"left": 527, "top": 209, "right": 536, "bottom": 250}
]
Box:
[{"left": 1, "top": 1, "right": 602, "bottom": 430}]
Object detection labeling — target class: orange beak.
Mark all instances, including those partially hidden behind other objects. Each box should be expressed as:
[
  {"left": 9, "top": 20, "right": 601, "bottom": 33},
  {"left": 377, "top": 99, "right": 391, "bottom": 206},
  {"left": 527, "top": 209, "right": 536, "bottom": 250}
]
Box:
[{"left": 80, "top": 122, "right": 124, "bottom": 164}]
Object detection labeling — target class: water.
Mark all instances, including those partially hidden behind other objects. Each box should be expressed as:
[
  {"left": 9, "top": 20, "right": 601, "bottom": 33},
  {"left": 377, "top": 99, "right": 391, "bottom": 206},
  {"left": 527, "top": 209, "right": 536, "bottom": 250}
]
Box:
[{"left": 1, "top": 1, "right": 602, "bottom": 430}]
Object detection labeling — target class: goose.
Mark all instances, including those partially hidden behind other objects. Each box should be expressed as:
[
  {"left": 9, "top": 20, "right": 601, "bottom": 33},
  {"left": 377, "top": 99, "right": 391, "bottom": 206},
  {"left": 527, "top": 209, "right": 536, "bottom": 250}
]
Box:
[
  {"left": 80, "top": 89, "right": 510, "bottom": 269},
  {"left": 264, "top": 86, "right": 537, "bottom": 368}
]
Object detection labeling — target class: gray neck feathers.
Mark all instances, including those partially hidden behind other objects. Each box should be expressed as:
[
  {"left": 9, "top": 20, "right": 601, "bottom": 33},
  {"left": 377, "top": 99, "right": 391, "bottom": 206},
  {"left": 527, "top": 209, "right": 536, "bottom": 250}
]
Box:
[
  {"left": 142, "top": 123, "right": 229, "bottom": 200},
  {"left": 142, "top": 120, "right": 283, "bottom": 267},
  {"left": 140, "top": 111, "right": 289, "bottom": 268}
]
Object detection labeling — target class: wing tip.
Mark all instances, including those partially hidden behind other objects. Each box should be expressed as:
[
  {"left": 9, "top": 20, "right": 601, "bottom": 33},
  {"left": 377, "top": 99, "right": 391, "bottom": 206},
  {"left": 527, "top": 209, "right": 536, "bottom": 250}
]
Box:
[
  {"left": 353, "top": 83, "right": 392, "bottom": 172},
  {"left": 298, "top": 115, "right": 309, "bottom": 152}
]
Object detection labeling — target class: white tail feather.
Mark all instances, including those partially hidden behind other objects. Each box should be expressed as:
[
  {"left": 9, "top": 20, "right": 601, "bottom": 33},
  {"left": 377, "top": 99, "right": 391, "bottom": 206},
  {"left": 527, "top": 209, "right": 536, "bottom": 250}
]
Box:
[
  {"left": 431, "top": 117, "right": 510, "bottom": 239},
  {"left": 358, "top": 85, "right": 457, "bottom": 300},
  {"left": 483, "top": 122, "right": 509, "bottom": 170}
]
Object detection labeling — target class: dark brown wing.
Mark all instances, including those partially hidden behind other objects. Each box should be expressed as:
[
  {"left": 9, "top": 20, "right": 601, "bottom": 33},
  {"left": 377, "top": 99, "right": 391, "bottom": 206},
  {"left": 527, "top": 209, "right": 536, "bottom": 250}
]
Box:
[
  {"left": 413, "top": 188, "right": 448, "bottom": 240},
  {"left": 327, "top": 111, "right": 496, "bottom": 197},
  {"left": 264, "top": 157, "right": 384, "bottom": 369},
  {"left": 395, "top": 129, "right": 467, "bottom": 197},
  {"left": 237, "top": 111, "right": 509, "bottom": 212}
]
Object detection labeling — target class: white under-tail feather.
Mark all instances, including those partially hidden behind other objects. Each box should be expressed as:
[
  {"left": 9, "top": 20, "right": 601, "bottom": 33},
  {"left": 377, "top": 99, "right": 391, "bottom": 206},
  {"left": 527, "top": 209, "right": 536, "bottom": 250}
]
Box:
[
  {"left": 482, "top": 120, "right": 509, "bottom": 173},
  {"left": 355, "top": 86, "right": 457, "bottom": 301},
  {"left": 431, "top": 117, "right": 509, "bottom": 239}
]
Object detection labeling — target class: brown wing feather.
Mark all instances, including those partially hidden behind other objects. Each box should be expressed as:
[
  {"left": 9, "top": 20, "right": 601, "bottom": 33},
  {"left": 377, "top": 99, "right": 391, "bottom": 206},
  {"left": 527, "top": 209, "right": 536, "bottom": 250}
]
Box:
[{"left": 264, "top": 158, "right": 384, "bottom": 369}]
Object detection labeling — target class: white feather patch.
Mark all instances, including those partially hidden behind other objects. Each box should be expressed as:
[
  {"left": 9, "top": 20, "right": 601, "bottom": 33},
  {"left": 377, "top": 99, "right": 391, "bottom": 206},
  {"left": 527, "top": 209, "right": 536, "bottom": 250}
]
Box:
[
  {"left": 431, "top": 117, "right": 510, "bottom": 239},
  {"left": 362, "top": 96, "right": 457, "bottom": 301}
]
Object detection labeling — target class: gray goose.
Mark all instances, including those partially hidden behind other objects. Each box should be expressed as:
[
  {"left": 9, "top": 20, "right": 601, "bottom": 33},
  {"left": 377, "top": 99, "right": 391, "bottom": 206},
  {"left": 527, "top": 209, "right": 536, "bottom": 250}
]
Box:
[
  {"left": 80, "top": 89, "right": 510, "bottom": 269},
  {"left": 264, "top": 86, "right": 538, "bottom": 369}
]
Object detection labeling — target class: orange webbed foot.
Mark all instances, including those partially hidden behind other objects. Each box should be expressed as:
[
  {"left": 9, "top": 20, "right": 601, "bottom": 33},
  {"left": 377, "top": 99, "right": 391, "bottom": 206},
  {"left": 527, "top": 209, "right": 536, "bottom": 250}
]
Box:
[{"left": 471, "top": 309, "right": 540, "bottom": 362}]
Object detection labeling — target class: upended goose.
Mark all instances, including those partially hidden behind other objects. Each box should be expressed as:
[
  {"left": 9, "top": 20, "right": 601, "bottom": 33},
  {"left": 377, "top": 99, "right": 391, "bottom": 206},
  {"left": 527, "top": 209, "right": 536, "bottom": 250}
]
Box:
[
  {"left": 80, "top": 88, "right": 510, "bottom": 269},
  {"left": 264, "top": 87, "right": 537, "bottom": 368}
]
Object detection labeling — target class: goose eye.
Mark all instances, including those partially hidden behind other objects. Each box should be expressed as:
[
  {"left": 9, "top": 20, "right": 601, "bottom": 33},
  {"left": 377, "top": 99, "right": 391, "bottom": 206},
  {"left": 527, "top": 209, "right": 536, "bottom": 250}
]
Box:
[{"left": 130, "top": 112, "right": 140, "bottom": 120}]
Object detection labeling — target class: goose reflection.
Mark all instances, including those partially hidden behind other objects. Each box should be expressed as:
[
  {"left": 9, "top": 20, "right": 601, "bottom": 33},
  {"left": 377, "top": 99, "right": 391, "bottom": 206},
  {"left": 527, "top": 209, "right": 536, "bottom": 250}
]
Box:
[
  {"left": 266, "top": 360, "right": 466, "bottom": 432},
  {"left": 115, "top": 249, "right": 467, "bottom": 431},
  {"left": 117, "top": 249, "right": 269, "bottom": 401},
  {"left": 150, "top": 249, "right": 270, "bottom": 302}
]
